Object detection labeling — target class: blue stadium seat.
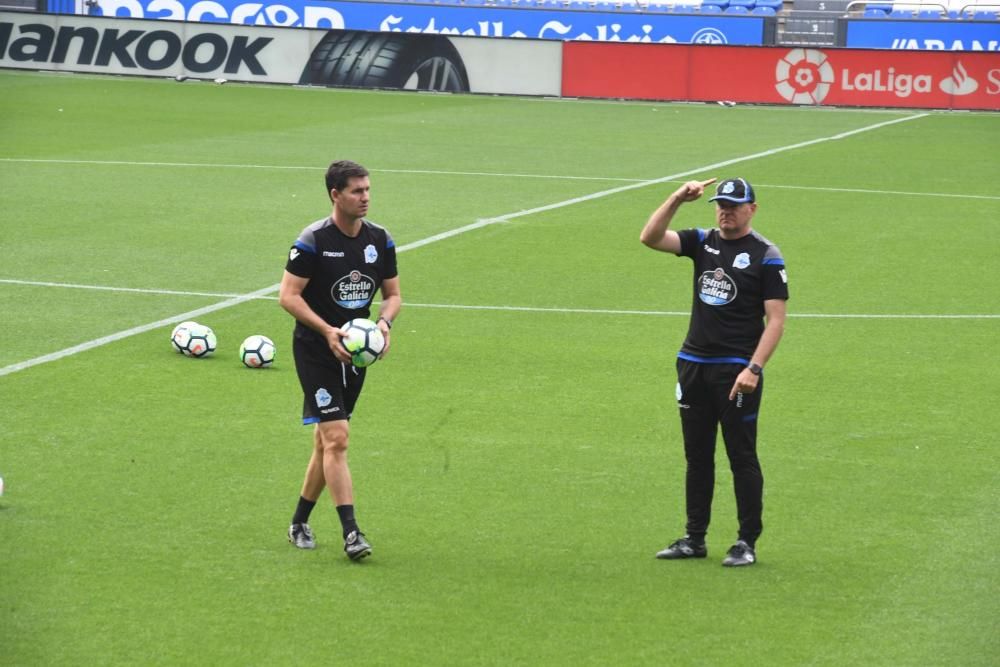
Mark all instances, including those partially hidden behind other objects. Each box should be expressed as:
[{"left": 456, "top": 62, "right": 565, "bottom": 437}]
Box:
[
  {"left": 728, "top": 0, "right": 756, "bottom": 8},
  {"left": 700, "top": 4, "right": 724, "bottom": 11},
  {"left": 889, "top": 8, "right": 914, "bottom": 18},
  {"left": 700, "top": 0, "right": 730, "bottom": 7},
  {"left": 671, "top": 3, "right": 700, "bottom": 11},
  {"left": 969, "top": 9, "right": 999, "bottom": 20},
  {"left": 753, "top": 0, "right": 782, "bottom": 10},
  {"left": 725, "top": 4, "right": 751, "bottom": 12},
  {"left": 916, "top": 8, "right": 942, "bottom": 19},
  {"left": 863, "top": 7, "right": 888, "bottom": 17},
  {"left": 751, "top": 5, "right": 776, "bottom": 14}
]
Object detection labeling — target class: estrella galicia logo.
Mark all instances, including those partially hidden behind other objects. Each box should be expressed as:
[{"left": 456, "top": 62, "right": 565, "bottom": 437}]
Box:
[
  {"left": 692, "top": 28, "right": 727, "bottom": 45},
  {"left": 331, "top": 270, "right": 375, "bottom": 309},
  {"left": 364, "top": 244, "right": 378, "bottom": 264},
  {"left": 698, "top": 268, "right": 738, "bottom": 306},
  {"left": 315, "top": 387, "right": 332, "bottom": 408}
]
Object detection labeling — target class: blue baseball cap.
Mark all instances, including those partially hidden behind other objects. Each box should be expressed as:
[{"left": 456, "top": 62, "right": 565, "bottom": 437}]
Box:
[{"left": 709, "top": 178, "right": 755, "bottom": 204}]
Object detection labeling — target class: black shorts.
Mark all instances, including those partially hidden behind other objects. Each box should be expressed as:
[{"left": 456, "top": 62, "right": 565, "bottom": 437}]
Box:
[{"left": 293, "top": 334, "right": 366, "bottom": 424}]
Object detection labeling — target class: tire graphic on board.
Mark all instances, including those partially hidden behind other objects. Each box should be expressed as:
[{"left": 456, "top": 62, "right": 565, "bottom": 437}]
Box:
[{"left": 300, "top": 31, "right": 470, "bottom": 92}]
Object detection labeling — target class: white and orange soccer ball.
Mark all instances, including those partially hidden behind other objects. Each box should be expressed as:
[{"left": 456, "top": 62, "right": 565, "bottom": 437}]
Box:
[
  {"left": 171, "top": 322, "right": 217, "bottom": 358},
  {"left": 239, "top": 335, "right": 276, "bottom": 368}
]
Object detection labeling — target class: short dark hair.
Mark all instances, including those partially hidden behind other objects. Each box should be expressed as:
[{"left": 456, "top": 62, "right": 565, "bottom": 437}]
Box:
[{"left": 325, "top": 160, "right": 369, "bottom": 197}]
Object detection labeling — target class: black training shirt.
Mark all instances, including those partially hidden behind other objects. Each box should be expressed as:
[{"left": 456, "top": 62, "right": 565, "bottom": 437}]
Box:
[
  {"left": 676, "top": 228, "right": 788, "bottom": 362},
  {"left": 285, "top": 217, "right": 398, "bottom": 341}
]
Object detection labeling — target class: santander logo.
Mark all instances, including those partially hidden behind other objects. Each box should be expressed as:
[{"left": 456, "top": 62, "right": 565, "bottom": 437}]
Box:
[
  {"left": 775, "top": 49, "right": 835, "bottom": 104},
  {"left": 939, "top": 62, "right": 979, "bottom": 95}
]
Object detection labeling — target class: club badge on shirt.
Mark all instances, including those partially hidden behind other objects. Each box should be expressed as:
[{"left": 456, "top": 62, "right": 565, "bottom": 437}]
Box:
[
  {"left": 364, "top": 244, "right": 378, "bottom": 264},
  {"left": 733, "top": 252, "right": 751, "bottom": 270}
]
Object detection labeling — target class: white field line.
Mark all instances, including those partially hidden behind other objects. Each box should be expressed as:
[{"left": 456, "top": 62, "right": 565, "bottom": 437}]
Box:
[
  {"left": 5, "top": 156, "right": 995, "bottom": 200},
  {"left": 0, "top": 113, "right": 932, "bottom": 377},
  {"left": 3, "top": 280, "right": 996, "bottom": 320}
]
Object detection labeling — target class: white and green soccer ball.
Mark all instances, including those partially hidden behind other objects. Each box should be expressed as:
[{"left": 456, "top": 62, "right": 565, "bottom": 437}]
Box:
[
  {"left": 171, "top": 322, "right": 217, "bottom": 358},
  {"left": 239, "top": 334, "right": 276, "bottom": 368},
  {"left": 340, "top": 318, "right": 385, "bottom": 368}
]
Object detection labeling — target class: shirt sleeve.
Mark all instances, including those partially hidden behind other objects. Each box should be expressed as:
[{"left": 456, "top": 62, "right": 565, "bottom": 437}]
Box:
[
  {"left": 285, "top": 230, "right": 319, "bottom": 278},
  {"left": 761, "top": 245, "right": 789, "bottom": 301},
  {"left": 382, "top": 230, "right": 398, "bottom": 280},
  {"left": 677, "top": 228, "right": 706, "bottom": 259}
]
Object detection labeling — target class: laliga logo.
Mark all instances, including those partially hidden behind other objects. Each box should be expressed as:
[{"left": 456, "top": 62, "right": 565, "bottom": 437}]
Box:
[
  {"left": 775, "top": 48, "right": 834, "bottom": 105},
  {"left": 939, "top": 62, "right": 978, "bottom": 95}
]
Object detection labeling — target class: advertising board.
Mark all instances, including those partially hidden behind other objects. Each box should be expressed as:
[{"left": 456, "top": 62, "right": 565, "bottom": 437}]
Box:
[
  {"left": 0, "top": 11, "right": 562, "bottom": 94},
  {"left": 51, "top": 0, "right": 770, "bottom": 45},
  {"left": 840, "top": 18, "right": 1000, "bottom": 52},
  {"left": 563, "top": 41, "right": 1000, "bottom": 110}
]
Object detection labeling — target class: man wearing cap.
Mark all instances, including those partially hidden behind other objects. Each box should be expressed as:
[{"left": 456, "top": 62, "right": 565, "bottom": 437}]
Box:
[{"left": 640, "top": 177, "right": 788, "bottom": 567}]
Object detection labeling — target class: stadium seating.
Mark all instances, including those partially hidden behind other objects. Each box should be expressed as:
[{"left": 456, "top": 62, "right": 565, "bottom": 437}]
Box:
[
  {"left": 700, "top": 3, "right": 724, "bottom": 10},
  {"left": 752, "top": 5, "right": 778, "bottom": 13},
  {"left": 851, "top": 1, "right": 1000, "bottom": 20},
  {"left": 700, "top": 0, "right": 730, "bottom": 7},
  {"left": 725, "top": 4, "right": 751, "bottom": 11}
]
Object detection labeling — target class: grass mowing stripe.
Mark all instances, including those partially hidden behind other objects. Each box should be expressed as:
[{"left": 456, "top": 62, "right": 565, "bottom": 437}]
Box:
[
  {"left": 4, "top": 280, "right": 996, "bottom": 320},
  {"left": 0, "top": 112, "right": 928, "bottom": 377},
  {"left": 0, "top": 285, "right": 277, "bottom": 377},
  {"left": 5, "top": 156, "right": 992, "bottom": 199},
  {"left": 0, "top": 158, "right": 643, "bottom": 183}
]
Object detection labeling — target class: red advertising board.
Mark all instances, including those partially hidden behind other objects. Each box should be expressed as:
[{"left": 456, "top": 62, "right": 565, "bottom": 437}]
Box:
[{"left": 563, "top": 42, "right": 1000, "bottom": 111}]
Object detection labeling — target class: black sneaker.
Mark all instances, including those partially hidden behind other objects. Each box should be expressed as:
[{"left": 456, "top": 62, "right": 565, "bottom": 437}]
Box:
[
  {"left": 722, "top": 540, "right": 757, "bottom": 567},
  {"left": 655, "top": 536, "right": 707, "bottom": 559},
  {"left": 288, "top": 523, "right": 316, "bottom": 550},
  {"left": 344, "top": 530, "right": 372, "bottom": 561}
]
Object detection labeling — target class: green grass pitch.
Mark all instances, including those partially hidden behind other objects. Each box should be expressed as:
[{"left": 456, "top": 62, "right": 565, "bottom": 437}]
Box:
[{"left": 1, "top": 70, "right": 998, "bottom": 665}]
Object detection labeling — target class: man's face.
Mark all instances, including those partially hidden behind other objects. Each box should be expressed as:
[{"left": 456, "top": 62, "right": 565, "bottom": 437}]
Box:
[
  {"left": 715, "top": 200, "right": 757, "bottom": 237},
  {"left": 332, "top": 176, "right": 371, "bottom": 219}
]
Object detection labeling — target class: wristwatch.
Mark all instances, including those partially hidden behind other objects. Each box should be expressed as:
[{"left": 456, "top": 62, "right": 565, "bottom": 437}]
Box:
[
  {"left": 377, "top": 316, "right": 393, "bottom": 330},
  {"left": 747, "top": 363, "right": 763, "bottom": 376}
]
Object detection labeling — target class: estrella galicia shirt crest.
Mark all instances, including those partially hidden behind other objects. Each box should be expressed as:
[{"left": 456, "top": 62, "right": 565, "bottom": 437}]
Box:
[
  {"left": 676, "top": 228, "right": 788, "bottom": 361},
  {"left": 285, "top": 217, "right": 398, "bottom": 342}
]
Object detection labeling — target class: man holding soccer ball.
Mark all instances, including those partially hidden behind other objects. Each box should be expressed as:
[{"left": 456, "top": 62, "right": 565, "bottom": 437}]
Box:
[
  {"left": 640, "top": 177, "right": 788, "bottom": 567},
  {"left": 279, "top": 160, "right": 401, "bottom": 561}
]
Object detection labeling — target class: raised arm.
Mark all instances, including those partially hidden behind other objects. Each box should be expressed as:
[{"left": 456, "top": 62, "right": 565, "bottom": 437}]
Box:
[{"left": 640, "top": 178, "right": 716, "bottom": 254}]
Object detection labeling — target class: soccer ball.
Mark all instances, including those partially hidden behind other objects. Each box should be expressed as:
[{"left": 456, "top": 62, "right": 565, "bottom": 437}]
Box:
[
  {"left": 173, "top": 323, "right": 217, "bottom": 358},
  {"left": 340, "top": 318, "right": 385, "bottom": 368},
  {"left": 170, "top": 321, "right": 199, "bottom": 353},
  {"left": 239, "top": 334, "right": 276, "bottom": 368}
]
